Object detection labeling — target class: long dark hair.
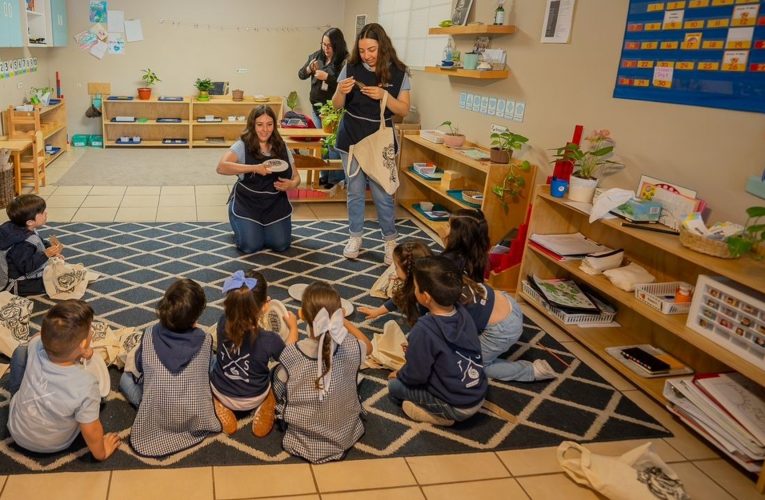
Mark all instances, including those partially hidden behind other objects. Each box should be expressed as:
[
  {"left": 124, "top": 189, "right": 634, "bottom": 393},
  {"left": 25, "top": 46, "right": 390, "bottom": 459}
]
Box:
[
  {"left": 240, "top": 105, "right": 288, "bottom": 159},
  {"left": 391, "top": 241, "right": 433, "bottom": 326},
  {"left": 322, "top": 27, "right": 348, "bottom": 71},
  {"left": 349, "top": 23, "right": 408, "bottom": 86},
  {"left": 223, "top": 270, "right": 268, "bottom": 350},
  {"left": 443, "top": 209, "right": 490, "bottom": 283},
  {"left": 301, "top": 281, "right": 343, "bottom": 391}
]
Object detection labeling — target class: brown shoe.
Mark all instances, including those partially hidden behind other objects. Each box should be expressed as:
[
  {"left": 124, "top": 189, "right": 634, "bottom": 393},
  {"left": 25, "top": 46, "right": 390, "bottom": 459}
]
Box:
[
  {"left": 214, "top": 397, "right": 238, "bottom": 435},
  {"left": 252, "top": 389, "right": 276, "bottom": 437},
  {"left": 402, "top": 401, "right": 455, "bottom": 426}
]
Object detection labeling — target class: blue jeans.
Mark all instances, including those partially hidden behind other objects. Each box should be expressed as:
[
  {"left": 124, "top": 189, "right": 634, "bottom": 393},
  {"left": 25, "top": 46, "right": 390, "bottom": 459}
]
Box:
[
  {"left": 339, "top": 150, "right": 397, "bottom": 239},
  {"left": 229, "top": 205, "right": 292, "bottom": 253},
  {"left": 480, "top": 293, "right": 534, "bottom": 382},
  {"left": 387, "top": 378, "right": 481, "bottom": 422},
  {"left": 7, "top": 344, "right": 29, "bottom": 395},
  {"left": 310, "top": 109, "right": 344, "bottom": 184}
]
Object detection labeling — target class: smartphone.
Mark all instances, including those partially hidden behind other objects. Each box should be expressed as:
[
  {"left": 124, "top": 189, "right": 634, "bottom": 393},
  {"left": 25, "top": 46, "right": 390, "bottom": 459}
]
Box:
[
  {"left": 620, "top": 347, "right": 671, "bottom": 374},
  {"left": 354, "top": 80, "right": 367, "bottom": 90}
]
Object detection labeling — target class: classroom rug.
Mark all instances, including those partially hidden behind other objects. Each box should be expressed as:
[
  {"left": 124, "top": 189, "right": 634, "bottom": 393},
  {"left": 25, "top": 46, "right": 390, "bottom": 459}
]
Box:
[
  {"left": 0, "top": 220, "right": 671, "bottom": 473},
  {"left": 56, "top": 148, "right": 228, "bottom": 186}
]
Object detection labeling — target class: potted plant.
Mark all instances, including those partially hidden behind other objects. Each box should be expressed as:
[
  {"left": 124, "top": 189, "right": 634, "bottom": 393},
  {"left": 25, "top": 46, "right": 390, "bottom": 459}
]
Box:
[
  {"left": 194, "top": 77, "right": 214, "bottom": 101},
  {"left": 726, "top": 206, "right": 765, "bottom": 258},
  {"left": 490, "top": 130, "right": 528, "bottom": 163},
  {"left": 286, "top": 91, "right": 299, "bottom": 112},
  {"left": 438, "top": 120, "right": 465, "bottom": 148},
  {"left": 314, "top": 100, "right": 345, "bottom": 134},
  {"left": 138, "top": 68, "right": 160, "bottom": 100},
  {"left": 29, "top": 86, "right": 54, "bottom": 106},
  {"left": 491, "top": 160, "right": 532, "bottom": 210},
  {"left": 552, "top": 129, "right": 623, "bottom": 203}
]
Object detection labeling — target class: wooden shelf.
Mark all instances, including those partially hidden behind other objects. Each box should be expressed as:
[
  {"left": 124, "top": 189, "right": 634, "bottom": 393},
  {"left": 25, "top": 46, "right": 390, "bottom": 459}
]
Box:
[
  {"left": 105, "top": 121, "right": 191, "bottom": 126},
  {"left": 428, "top": 24, "right": 516, "bottom": 35},
  {"left": 520, "top": 184, "right": 765, "bottom": 490},
  {"left": 194, "top": 121, "right": 246, "bottom": 126},
  {"left": 106, "top": 140, "right": 189, "bottom": 147},
  {"left": 42, "top": 123, "right": 66, "bottom": 140},
  {"left": 424, "top": 66, "right": 509, "bottom": 79},
  {"left": 402, "top": 169, "right": 479, "bottom": 211},
  {"left": 191, "top": 140, "right": 234, "bottom": 147},
  {"left": 399, "top": 198, "right": 450, "bottom": 240}
]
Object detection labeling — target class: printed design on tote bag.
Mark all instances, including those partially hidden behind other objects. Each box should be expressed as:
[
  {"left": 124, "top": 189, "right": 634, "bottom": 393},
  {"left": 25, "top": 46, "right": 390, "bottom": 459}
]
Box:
[
  {"left": 54, "top": 268, "right": 87, "bottom": 293},
  {"left": 0, "top": 296, "right": 32, "bottom": 342},
  {"left": 383, "top": 144, "right": 397, "bottom": 185},
  {"left": 638, "top": 466, "right": 688, "bottom": 500},
  {"left": 91, "top": 321, "right": 109, "bottom": 344}
]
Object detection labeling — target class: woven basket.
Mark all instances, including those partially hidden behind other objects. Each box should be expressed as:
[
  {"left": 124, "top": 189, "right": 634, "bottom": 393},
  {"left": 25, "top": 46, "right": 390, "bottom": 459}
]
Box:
[
  {"left": 679, "top": 227, "right": 736, "bottom": 259},
  {"left": 0, "top": 167, "right": 14, "bottom": 210}
]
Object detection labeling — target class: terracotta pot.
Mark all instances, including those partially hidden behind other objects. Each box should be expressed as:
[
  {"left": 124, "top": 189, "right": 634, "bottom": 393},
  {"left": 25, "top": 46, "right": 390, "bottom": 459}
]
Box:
[
  {"left": 442, "top": 133, "right": 465, "bottom": 148},
  {"left": 232, "top": 89, "right": 244, "bottom": 101},
  {"left": 322, "top": 119, "right": 336, "bottom": 134},
  {"left": 567, "top": 175, "right": 599, "bottom": 203},
  {"left": 137, "top": 87, "right": 152, "bottom": 100},
  {"left": 490, "top": 147, "right": 511, "bottom": 163}
]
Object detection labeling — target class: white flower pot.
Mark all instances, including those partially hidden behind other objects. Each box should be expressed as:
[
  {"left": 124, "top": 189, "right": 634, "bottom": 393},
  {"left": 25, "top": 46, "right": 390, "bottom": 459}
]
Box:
[{"left": 567, "top": 176, "right": 599, "bottom": 203}]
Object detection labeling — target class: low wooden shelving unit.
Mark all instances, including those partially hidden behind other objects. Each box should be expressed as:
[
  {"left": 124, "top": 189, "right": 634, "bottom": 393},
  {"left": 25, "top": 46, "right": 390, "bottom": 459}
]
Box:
[
  {"left": 423, "top": 67, "right": 509, "bottom": 79},
  {"left": 5, "top": 100, "right": 69, "bottom": 165}
]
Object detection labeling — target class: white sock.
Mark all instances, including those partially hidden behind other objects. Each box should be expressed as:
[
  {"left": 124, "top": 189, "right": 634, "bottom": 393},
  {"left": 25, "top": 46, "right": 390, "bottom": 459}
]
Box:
[{"left": 532, "top": 359, "right": 557, "bottom": 380}]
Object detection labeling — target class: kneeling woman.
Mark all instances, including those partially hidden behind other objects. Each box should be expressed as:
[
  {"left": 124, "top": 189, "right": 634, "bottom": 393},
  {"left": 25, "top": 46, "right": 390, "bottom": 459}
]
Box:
[{"left": 217, "top": 106, "right": 300, "bottom": 253}]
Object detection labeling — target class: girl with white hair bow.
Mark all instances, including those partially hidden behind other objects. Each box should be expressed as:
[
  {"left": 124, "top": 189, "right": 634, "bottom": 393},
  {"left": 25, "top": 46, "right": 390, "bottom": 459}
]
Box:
[{"left": 272, "top": 281, "right": 372, "bottom": 463}]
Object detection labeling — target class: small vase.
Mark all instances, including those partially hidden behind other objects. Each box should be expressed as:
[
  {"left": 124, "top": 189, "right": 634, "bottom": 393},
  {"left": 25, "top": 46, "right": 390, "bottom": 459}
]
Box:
[
  {"left": 442, "top": 133, "right": 465, "bottom": 148},
  {"left": 137, "top": 87, "right": 152, "bottom": 100},
  {"left": 567, "top": 176, "right": 599, "bottom": 203},
  {"left": 490, "top": 148, "right": 510, "bottom": 163},
  {"left": 197, "top": 90, "right": 210, "bottom": 101},
  {"left": 232, "top": 89, "right": 244, "bottom": 101}
]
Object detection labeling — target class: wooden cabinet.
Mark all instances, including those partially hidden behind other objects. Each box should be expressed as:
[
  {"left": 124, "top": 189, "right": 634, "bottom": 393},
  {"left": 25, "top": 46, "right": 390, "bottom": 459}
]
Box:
[
  {"left": 190, "top": 97, "right": 282, "bottom": 147},
  {"left": 397, "top": 133, "right": 536, "bottom": 246},
  {"left": 5, "top": 99, "right": 69, "bottom": 166},
  {"left": 0, "top": 0, "right": 23, "bottom": 47},
  {"left": 519, "top": 185, "right": 765, "bottom": 489},
  {"left": 24, "top": 0, "right": 51, "bottom": 46},
  {"left": 102, "top": 97, "right": 193, "bottom": 148}
]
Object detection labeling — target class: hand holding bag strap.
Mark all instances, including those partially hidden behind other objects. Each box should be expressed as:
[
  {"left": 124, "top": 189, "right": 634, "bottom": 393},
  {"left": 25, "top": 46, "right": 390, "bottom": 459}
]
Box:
[{"left": 347, "top": 91, "right": 390, "bottom": 179}]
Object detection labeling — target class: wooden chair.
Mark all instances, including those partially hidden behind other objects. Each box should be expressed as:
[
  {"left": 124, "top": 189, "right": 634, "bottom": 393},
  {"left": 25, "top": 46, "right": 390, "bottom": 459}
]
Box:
[
  {"left": 6, "top": 105, "right": 42, "bottom": 138},
  {"left": 18, "top": 130, "right": 46, "bottom": 193}
]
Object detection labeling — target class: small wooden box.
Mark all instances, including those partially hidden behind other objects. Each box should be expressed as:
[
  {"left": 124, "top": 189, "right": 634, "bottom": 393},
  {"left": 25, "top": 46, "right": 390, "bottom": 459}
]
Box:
[{"left": 440, "top": 170, "right": 464, "bottom": 190}]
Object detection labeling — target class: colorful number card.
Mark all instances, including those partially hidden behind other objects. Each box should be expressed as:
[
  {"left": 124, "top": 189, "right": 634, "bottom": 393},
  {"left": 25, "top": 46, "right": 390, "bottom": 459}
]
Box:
[{"left": 614, "top": 0, "right": 765, "bottom": 113}]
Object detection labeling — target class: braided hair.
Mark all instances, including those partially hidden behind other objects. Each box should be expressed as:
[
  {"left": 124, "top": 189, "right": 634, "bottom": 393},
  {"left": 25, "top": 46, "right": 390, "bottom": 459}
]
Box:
[{"left": 390, "top": 240, "right": 434, "bottom": 326}]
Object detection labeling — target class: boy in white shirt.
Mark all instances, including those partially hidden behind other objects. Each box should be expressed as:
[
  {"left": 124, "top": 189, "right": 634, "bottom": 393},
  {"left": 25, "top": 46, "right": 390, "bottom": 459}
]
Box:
[{"left": 7, "top": 300, "right": 120, "bottom": 460}]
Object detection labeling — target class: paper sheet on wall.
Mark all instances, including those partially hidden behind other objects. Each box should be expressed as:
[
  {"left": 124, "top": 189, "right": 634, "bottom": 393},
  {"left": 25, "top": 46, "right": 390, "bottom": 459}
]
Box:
[
  {"left": 74, "top": 31, "right": 98, "bottom": 50},
  {"left": 125, "top": 19, "right": 143, "bottom": 42},
  {"left": 541, "top": 0, "right": 576, "bottom": 44},
  {"left": 107, "top": 10, "right": 125, "bottom": 33},
  {"left": 89, "top": 40, "right": 108, "bottom": 60},
  {"left": 108, "top": 33, "right": 125, "bottom": 54},
  {"left": 89, "top": 0, "right": 107, "bottom": 23}
]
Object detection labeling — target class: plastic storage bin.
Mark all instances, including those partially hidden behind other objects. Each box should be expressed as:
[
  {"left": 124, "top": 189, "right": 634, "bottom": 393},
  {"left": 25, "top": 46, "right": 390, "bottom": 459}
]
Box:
[
  {"left": 634, "top": 282, "right": 694, "bottom": 314},
  {"left": 88, "top": 135, "right": 104, "bottom": 147},
  {"left": 72, "top": 134, "right": 89, "bottom": 147}
]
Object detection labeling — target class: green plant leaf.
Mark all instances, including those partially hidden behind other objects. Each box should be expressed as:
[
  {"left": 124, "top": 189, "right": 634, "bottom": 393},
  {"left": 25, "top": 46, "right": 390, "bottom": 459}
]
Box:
[
  {"left": 727, "top": 236, "right": 754, "bottom": 257},
  {"left": 746, "top": 206, "right": 765, "bottom": 218}
]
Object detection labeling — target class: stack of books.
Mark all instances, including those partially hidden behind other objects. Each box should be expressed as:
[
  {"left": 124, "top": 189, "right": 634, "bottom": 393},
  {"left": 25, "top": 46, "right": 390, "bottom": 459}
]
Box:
[
  {"left": 664, "top": 373, "right": 765, "bottom": 472},
  {"left": 529, "top": 232, "right": 610, "bottom": 261}
]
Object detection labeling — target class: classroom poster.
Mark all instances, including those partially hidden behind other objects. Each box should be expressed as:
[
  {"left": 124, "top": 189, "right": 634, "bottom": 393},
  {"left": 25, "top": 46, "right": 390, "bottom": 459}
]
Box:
[{"left": 613, "top": 0, "right": 765, "bottom": 113}]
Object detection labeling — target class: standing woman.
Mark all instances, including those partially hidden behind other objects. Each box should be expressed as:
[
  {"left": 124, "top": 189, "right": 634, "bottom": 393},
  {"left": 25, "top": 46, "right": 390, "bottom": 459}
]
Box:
[
  {"left": 298, "top": 27, "right": 348, "bottom": 129},
  {"left": 216, "top": 106, "right": 300, "bottom": 253},
  {"left": 332, "top": 23, "right": 410, "bottom": 266}
]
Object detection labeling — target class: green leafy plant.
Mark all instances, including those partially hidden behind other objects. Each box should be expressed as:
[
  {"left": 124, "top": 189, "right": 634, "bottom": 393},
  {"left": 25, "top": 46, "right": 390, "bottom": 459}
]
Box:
[
  {"left": 141, "top": 68, "right": 160, "bottom": 87},
  {"left": 314, "top": 100, "right": 345, "bottom": 132},
  {"left": 438, "top": 120, "right": 462, "bottom": 136},
  {"left": 29, "top": 86, "right": 54, "bottom": 105},
  {"left": 491, "top": 160, "right": 532, "bottom": 210},
  {"left": 726, "top": 206, "right": 765, "bottom": 258},
  {"left": 490, "top": 131, "right": 528, "bottom": 155},
  {"left": 194, "top": 78, "right": 214, "bottom": 92},
  {"left": 286, "top": 91, "right": 299, "bottom": 111},
  {"left": 552, "top": 129, "right": 623, "bottom": 180}
]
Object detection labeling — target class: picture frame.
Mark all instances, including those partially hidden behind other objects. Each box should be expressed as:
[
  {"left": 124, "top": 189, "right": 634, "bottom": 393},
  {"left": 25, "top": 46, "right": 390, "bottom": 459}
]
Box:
[{"left": 451, "top": 0, "right": 474, "bottom": 26}]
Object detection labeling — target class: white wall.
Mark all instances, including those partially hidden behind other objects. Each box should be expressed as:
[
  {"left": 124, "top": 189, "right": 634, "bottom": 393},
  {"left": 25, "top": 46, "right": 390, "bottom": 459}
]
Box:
[{"left": 0, "top": 48, "right": 55, "bottom": 135}]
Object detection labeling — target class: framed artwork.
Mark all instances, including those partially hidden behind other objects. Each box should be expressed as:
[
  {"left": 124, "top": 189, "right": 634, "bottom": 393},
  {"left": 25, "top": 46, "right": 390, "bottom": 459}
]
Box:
[
  {"left": 355, "top": 14, "right": 367, "bottom": 38},
  {"left": 451, "top": 0, "right": 474, "bottom": 26}
]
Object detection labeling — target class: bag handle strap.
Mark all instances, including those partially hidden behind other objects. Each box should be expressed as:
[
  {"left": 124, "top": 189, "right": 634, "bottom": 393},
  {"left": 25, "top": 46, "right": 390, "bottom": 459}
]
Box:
[
  {"left": 378, "top": 91, "right": 389, "bottom": 131},
  {"left": 556, "top": 441, "right": 592, "bottom": 487}
]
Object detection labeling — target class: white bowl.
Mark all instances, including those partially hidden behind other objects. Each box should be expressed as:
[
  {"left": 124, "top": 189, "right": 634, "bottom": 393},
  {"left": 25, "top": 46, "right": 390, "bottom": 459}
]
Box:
[{"left": 413, "top": 163, "right": 436, "bottom": 176}]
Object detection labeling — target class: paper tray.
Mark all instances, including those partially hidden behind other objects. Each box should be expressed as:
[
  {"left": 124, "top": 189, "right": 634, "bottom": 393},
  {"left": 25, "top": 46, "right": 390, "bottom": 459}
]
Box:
[
  {"left": 447, "top": 189, "right": 481, "bottom": 208},
  {"left": 407, "top": 166, "right": 443, "bottom": 181},
  {"left": 411, "top": 203, "right": 450, "bottom": 221}
]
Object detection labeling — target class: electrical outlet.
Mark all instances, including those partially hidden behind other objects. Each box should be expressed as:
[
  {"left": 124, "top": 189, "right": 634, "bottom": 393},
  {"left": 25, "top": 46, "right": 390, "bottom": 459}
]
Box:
[
  {"left": 235, "top": 68, "right": 248, "bottom": 73},
  {"left": 491, "top": 124, "right": 508, "bottom": 134}
]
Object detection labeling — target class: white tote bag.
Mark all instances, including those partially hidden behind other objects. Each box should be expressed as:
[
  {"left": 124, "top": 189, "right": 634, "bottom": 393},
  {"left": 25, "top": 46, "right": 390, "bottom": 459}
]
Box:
[
  {"left": 43, "top": 256, "right": 99, "bottom": 300},
  {"left": 0, "top": 291, "right": 34, "bottom": 357},
  {"left": 346, "top": 92, "right": 400, "bottom": 195},
  {"left": 368, "top": 320, "right": 407, "bottom": 370},
  {"left": 557, "top": 441, "right": 689, "bottom": 500},
  {"left": 370, "top": 262, "right": 399, "bottom": 299}
]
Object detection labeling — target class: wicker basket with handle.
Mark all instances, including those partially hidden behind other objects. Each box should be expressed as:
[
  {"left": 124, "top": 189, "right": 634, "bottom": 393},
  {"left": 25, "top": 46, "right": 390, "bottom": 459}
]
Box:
[
  {"left": 678, "top": 227, "right": 736, "bottom": 259},
  {"left": 0, "top": 148, "right": 14, "bottom": 209}
]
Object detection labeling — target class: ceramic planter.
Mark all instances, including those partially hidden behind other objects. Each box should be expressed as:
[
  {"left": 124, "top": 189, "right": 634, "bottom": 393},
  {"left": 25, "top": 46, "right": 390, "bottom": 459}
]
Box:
[
  {"left": 567, "top": 175, "right": 599, "bottom": 203},
  {"left": 197, "top": 90, "right": 210, "bottom": 101},
  {"left": 442, "top": 133, "right": 465, "bottom": 148},
  {"left": 490, "top": 148, "right": 511, "bottom": 163},
  {"left": 137, "top": 87, "right": 152, "bottom": 100}
]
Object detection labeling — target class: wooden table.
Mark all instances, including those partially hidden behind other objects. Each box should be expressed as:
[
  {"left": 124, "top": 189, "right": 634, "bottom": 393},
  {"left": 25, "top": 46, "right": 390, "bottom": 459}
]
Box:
[{"left": 0, "top": 137, "right": 33, "bottom": 195}]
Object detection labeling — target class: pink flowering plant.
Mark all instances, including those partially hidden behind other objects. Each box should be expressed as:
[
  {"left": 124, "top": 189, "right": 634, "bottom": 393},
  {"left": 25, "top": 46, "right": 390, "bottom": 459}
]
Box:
[{"left": 552, "top": 129, "right": 623, "bottom": 180}]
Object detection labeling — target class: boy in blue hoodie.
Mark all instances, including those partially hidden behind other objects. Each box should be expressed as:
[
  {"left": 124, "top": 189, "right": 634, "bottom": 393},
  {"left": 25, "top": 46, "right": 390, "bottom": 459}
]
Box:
[
  {"left": 121, "top": 278, "right": 222, "bottom": 457},
  {"left": 0, "top": 194, "right": 62, "bottom": 296},
  {"left": 388, "top": 255, "right": 487, "bottom": 426}
]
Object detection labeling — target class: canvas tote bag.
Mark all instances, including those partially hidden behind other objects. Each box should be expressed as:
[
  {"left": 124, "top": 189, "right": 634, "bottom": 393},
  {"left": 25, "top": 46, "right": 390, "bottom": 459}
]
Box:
[
  {"left": 370, "top": 262, "right": 398, "bottom": 299},
  {"left": 43, "top": 256, "right": 99, "bottom": 300},
  {"left": 557, "top": 441, "right": 689, "bottom": 500},
  {"left": 346, "top": 92, "right": 400, "bottom": 195},
  {"left": 0, "top": 291, "right": 33, "bottom": 357}
]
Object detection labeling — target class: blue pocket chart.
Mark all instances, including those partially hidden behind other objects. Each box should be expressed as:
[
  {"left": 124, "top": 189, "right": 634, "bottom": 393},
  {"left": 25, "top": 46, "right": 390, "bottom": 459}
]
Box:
[{"left": 613, "top": 0, "right": 765, "bottom": 113}]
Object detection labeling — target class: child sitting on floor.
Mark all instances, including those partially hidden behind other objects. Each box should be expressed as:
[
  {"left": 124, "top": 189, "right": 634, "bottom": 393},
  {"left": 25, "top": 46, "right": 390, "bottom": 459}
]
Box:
[
  {"left": 121, "top": 278, "right": 221, "bottom": 457},
  {"left": 0, "top": 194, "right": 62, "bottom": 296},
  {"left": 7, "top": 300, "right": 120, "bottom": 460},
  {"left": 273, "top": 281, "right": 372, "bottom": 463},
  {"left": 440, "top": 208, "right": 490, "bottom": 283},
  {"left": 388, "top": 256, "right": 487, "bottom": 426},
  {"left": 210, "top": 269, "right": 297, "bottom": 437}
]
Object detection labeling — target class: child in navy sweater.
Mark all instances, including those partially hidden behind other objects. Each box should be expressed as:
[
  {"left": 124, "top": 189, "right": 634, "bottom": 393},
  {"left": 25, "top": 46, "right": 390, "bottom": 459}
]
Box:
[{"left": 388, "top": 256, "right": 487, "bottom": 426}]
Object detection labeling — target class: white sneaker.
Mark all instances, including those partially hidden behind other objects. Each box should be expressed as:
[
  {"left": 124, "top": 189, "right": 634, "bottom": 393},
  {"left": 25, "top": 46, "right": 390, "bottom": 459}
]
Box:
[
  {"left": 532, "top": 359, "right": 557, "bottom": 380},
  {"left": 384, "top": 239, "right": 397, "bottom": 265},
  {"left": 343, "top": 236, "right": 362, "bottom": 259}
]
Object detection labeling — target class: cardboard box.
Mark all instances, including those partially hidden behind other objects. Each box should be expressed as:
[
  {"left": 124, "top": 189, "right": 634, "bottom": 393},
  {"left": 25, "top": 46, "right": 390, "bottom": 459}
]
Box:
[{"left": 440, "top": 170, "right": 464, "bottom": 190}]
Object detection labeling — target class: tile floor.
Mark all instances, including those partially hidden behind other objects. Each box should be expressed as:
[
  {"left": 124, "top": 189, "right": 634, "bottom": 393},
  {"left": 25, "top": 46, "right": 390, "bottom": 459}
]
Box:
[{"left": 0, "top": 151, "right": 762, "bottom": 499}]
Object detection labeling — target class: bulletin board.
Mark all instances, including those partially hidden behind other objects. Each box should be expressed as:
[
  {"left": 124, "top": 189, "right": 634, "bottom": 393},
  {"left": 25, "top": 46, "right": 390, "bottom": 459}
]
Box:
[{"left": 613, "top": 0, "right": 765, "bottom": 114}]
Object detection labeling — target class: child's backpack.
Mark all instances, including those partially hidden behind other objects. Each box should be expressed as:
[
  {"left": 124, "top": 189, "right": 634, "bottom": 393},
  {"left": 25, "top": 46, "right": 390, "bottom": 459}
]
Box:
[{"left": 0, "top": 234, "right": 42, "bottom": 292}]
